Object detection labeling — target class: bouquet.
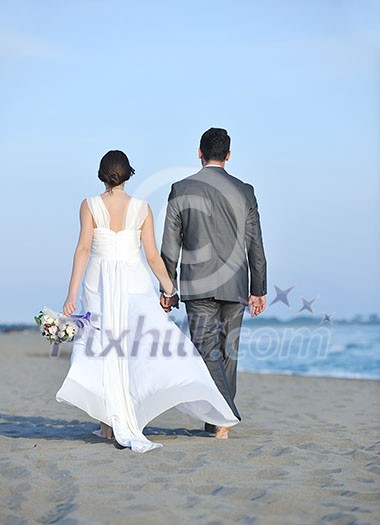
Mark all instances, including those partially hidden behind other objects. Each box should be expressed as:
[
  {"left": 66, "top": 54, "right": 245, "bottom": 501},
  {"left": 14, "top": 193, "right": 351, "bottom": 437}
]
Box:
[
  {"left": 34, "top": 307, "right": 77, "bottom": 345},
  {"left": 34, "top": 308, "right": 99, "bottom": 355}
]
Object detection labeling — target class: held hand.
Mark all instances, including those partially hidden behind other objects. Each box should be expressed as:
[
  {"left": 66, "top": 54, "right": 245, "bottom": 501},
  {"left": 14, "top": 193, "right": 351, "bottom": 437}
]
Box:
[
  {"left": 63, "top": 295, "right": 77, "bottom": 317},
  {"left": 248, "top": 295, "right": 266, "bottom": 318},
  {"left": 160, "top": 294, "right": 171, "bottom": 313},
  {"left": 160, "top": 293, "right": 179, "bottom": 313}
]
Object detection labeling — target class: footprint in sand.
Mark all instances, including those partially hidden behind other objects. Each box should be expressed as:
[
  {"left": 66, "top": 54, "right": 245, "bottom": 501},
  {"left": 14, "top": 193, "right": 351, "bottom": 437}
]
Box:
[
  {"left": 297, "top": 442, "right": 319, "bottom": 450},
  {"left": 248, "top": 446, "right": 264, "bottom": 457},
  {"left": 257, "top": 468, "right": 289, "bottom": 479},
  {"left": 353, "top": 477, "right": 375, "bottom": 483},
  {"left": 1, "top": 466, "right": 30, "bottom": 479},
  {"left": 312, "top": 468, "right": 342, "bottom": 475},
  {"left": 37, "top": 463, "right": 78, "bottom": 525},
  {"left": 270, "top": 446, "right": 293, "bottom": 457}
]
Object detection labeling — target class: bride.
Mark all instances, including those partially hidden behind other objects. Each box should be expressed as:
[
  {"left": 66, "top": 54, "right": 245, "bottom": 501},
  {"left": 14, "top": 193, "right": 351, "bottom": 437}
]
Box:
[{"left": 56, "top": 150, "right": 239, "bottom": 452}]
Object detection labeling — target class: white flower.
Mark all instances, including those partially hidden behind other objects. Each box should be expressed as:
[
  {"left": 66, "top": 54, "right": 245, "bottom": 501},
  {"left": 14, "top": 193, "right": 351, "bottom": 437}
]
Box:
[
  {"left": 66, "top": 325, "right": 75, "bottom": 337},
  {"left": 49, "top": 325, "right": 58, "bottom": 335},
  {"left": 58, "top": 331, "right": 65, "bottom": 338},
  {"left": 45, "top": 316, "right": 54, "bottom": 325},
  {"left": 59, "top": 323, "right": 67, "bottom": 331}
]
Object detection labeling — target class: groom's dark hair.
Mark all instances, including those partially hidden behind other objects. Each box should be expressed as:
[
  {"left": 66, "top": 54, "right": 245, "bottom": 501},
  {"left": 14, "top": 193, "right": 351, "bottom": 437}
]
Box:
[{"left": 200, "top": 128, "right": 231, "bottom": 161}]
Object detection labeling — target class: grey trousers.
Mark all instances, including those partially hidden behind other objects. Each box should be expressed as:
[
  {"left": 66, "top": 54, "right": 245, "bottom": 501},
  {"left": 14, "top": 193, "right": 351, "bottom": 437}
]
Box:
[{"left": 185, "top": 299, "right": 244, "bottom": 422}]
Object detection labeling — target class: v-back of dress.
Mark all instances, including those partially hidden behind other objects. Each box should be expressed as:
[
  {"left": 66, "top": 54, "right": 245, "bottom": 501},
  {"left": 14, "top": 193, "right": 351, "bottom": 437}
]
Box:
[
  {"left": 56, "top": 194, "right": 239, "bottom": 452},
  {"left": 88, "top": 195, "right": 148, "bottom": 259}
]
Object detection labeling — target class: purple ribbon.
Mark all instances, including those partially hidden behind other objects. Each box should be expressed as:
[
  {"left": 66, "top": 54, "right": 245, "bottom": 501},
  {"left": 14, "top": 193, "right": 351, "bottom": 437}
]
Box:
[
  {"left": 50, "top": 312, "right": 100, "bottom": 357},
  {"left": 70, "top": 312, "right": 100, "bottom": 331}
]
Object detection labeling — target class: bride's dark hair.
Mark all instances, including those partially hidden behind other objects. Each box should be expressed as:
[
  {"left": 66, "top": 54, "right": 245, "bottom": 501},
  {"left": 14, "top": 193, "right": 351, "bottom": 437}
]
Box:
[{"left": 98, "top": 150, "right": 135, "bottom": 188}]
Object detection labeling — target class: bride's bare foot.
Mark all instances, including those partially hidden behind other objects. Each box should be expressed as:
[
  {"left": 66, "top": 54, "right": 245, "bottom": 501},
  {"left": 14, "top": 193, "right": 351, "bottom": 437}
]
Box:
[
  {"left": 92, "top": 422, "right": 113, "bottom": 439},
  {"left": 215, "top": 426, "right": 230, "bottom": 439},
  {"left": 101, "top": 422, "right": 113, "bottom": 439}
]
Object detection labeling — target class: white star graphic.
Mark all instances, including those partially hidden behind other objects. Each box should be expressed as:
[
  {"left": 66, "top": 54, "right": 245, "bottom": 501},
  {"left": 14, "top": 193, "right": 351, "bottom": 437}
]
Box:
[
  {"left": 270, "top": 284, "right": 295, "bottom": 308},
  {"left": 297, "top": 296, "right": 319, "bottom": 314}
]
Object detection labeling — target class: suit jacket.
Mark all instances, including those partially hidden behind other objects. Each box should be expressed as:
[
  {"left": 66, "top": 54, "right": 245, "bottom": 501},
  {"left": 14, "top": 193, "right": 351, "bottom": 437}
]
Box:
[{"left": 160, "top": 166, "right": 267, "bottom": 302}]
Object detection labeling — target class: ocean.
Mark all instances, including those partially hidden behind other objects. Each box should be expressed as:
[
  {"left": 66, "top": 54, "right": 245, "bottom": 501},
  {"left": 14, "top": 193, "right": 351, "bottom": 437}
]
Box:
[{"left": 238, "top": 319, "right": 380, "bottom": 381}]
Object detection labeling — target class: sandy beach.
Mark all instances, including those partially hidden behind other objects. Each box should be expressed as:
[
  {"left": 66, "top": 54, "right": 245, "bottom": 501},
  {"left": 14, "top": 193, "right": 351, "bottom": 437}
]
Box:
[{"left": 0, "top": 332, "right": 379, "bottom": 525}]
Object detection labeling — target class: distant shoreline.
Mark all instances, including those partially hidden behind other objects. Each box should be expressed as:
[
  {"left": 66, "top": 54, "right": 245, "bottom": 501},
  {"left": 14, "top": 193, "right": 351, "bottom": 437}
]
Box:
[{"left": 1, "top": 314, "right": 379, "bottom": 334}]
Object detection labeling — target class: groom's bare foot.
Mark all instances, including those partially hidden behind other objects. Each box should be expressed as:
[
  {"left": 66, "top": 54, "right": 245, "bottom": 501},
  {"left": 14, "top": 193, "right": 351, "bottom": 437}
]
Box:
[{"left": 215, "top": 426, "right": 229, "bottom": 439}]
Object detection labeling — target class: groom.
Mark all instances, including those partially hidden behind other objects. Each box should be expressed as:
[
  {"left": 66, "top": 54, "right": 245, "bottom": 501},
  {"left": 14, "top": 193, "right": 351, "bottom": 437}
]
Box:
[{"left": 160, "top": 128, "right": 267, "bottom": 434}]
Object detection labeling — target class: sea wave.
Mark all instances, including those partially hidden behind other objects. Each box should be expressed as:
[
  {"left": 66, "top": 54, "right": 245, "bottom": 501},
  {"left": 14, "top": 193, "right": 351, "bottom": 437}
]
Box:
[
  {"left": 238, "top": 323, "right": 380, "bottom": 381},
  {"left": 237, "top": 367, "right": 380, "bottom": 381}
]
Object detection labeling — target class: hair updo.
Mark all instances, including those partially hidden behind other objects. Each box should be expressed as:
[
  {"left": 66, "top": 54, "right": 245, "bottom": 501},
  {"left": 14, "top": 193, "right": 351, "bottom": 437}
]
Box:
[{"left": 98, "top": 150, "right": 135, "bottom": 188}]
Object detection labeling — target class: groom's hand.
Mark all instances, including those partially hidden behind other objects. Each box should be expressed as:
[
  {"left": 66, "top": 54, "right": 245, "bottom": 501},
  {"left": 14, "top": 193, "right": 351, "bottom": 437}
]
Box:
[
  {"left": 248, "top": 295, "right": 266, "bottom": 317},
  {"left": 160, "top": 293, "right": 179, "bottom": 313},
  {"left": 160, "top": 294, "right": 171, "bottom": 312}
]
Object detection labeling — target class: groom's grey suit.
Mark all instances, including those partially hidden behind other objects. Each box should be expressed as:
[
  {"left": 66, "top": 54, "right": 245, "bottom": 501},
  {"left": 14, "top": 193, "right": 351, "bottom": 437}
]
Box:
[{"left": 161, "top": 166, "right": 267, "bottom": 422}]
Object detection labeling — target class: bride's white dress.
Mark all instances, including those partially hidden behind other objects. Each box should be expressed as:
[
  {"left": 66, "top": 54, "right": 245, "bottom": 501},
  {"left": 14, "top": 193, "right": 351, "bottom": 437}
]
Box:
[{"left": 56, "top": 195, "right": 239, "bottom": 453}]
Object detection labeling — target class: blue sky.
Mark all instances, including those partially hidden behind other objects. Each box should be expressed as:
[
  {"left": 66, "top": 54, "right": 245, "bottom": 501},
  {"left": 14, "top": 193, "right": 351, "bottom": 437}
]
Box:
[{"left": 1, "top": 0, "right": 379, "bottom": 323}]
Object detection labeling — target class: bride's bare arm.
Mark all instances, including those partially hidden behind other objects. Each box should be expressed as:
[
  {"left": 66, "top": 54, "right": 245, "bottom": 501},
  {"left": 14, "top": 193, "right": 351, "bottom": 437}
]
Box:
[
  {"left": 63, "top": 200, "right": 94, "bottom": 316},
  {"left": 141, "top": 205, "right": 176, "bottom": 296}
]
